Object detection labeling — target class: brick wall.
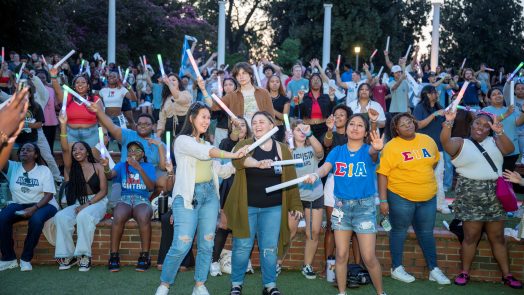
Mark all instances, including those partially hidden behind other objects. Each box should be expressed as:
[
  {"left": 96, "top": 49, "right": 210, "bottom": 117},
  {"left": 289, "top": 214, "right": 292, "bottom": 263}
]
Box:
[{"left": 9, "top": 220, "right": 523, "bottom": 282}]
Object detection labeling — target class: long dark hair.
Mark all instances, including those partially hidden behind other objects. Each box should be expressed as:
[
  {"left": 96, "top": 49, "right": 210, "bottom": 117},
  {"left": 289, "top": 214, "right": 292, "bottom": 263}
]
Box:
[
  {"left": 223, "top": 77, "right": 238, "bottom": 96},
  {"left": 357, "top": 82, "right": 374, "bottom": 101},
  {"left": 178, "top": 102, "right": 212, "bottom": 141},
  {"left": 227, "top": 116, "right": 252, "bottom": 139},
  {"left": 68, "top": 73, "right": 96, "bottom": 106},
  {"left": 66, "top": 141, "right": 96, "bottom": 206},
  {"left": 16, "top": 143, "right": 46, "bottom": 166},
  {"left": 418, "top": 85, "right": 442, "bottom": 114},
  {"left": 308, "top": 73, "right": 323, "bottom": 94},
  {"left": 266, "top": 75, "right": 286, "bottom": 97},
  {"left": 161, "top": 73, "right": 185, "bottom": 109}
]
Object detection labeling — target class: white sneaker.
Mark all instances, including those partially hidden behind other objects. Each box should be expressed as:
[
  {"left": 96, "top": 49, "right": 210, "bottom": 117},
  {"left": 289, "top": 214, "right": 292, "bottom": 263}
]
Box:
[
  {"left": 210, "top": 261, "right": 222, "bottom": 276},
  {"left": 245, "top": 259, "right": 255, "bottom": 274},
  {"left": 192, "top": 285, "right": 210, "bottom": 295},
  {"left": 20, "top": 260, "right": 32, "bottom": 272},
  {"left": 438, "top": 206, "right": 451, "bottom": 214},
  {"left": 0, "top": 259, "right": 18, "bottom": 271},
  {"left": 429, "top": 267, "right": 451, "bottom": 285},
  {"left": 391, "top": 265, "right": 415, "bottom": 283},
  {"left": 155, "top": 285, "right": 169, "bottom": 295}
]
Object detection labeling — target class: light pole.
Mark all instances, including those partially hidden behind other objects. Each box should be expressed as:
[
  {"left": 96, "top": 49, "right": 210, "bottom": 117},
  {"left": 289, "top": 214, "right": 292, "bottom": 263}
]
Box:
[
  {"left": 430, "top": 0, "right": 444, "bottom": 71},
  {"left": 218, "top": 1, "right": 226, "bottom": 67},
  {"left": 354, "top": 46, "right": 361, "bottom": 72},
  {"left": 322, "top": 4, "right": 333, "bottom": 69},
  {"left": 108, "top": 0, "right": 116, "bottom": 63}
]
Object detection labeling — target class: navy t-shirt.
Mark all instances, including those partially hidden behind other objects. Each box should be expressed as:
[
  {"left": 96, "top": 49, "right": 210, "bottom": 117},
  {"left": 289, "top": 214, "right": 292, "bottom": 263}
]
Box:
[
  {"left": 413, "top": 104, "right": 445, "bottom": 151},
  {"left": 459, "top": 81, "right": 480, "bottom": 106}
]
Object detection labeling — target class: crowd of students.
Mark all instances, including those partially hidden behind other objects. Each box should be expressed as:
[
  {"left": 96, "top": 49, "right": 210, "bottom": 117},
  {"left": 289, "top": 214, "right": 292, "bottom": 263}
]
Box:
[{"left": 0, "top": 44, "right": 523, "bottom": 295}]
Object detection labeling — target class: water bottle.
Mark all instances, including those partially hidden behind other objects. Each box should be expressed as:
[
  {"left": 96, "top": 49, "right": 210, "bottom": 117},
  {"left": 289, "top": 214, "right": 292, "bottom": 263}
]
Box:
[
  {"left": 326, "top": 256, "right": 336, "bottom": 282},
  {"left": 0, "top": 181, "right": 9, "bottom": 208},
  {"left": 380, "top": 215, "right": 392, "bottom": 232}
]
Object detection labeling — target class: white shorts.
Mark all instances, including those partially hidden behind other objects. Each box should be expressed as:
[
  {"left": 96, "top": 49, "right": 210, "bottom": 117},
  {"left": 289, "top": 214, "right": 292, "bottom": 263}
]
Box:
[{"left": 324, "top": 174, "right": 335, "bottom": 207}]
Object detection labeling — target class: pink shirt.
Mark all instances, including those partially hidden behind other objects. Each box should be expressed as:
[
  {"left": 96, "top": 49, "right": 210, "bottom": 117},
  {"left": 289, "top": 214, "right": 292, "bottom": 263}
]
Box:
[{"left": 43, "top": 86, "right": 59, "bottom": 126}]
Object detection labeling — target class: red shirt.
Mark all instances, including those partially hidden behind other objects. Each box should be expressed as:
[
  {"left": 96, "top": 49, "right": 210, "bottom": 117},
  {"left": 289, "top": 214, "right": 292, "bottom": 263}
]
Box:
[
  {"left": 66, "top": 93, "right": 99, "bottom": 125},
  {"left": 309, "top": 93, "right": 323, "bottom": 119},
  {"left": 372, "top": 84, "right": 388, "bottom": 112}
]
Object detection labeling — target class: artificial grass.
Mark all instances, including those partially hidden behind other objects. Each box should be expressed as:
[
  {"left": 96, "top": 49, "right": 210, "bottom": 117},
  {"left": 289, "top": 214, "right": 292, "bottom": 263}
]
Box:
[{"left": 2, "top": 266, "right": 522, "bottom": 295}]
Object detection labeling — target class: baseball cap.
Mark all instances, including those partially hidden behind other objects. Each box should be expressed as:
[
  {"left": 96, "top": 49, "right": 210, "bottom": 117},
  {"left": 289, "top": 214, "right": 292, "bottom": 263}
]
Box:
[{"left": 391, "top": 65, "right": 402, "bottom": 73}]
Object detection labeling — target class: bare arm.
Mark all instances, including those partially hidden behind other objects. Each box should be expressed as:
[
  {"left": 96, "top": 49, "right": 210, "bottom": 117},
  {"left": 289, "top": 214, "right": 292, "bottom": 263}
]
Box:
[{"left": 89, "top": 100, "right": 122, "bottom": 142}]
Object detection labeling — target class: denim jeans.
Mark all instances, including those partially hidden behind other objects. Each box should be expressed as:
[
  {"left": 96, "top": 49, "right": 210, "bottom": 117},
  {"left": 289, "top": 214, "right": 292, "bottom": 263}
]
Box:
[
  {"left": 160, "top": 180, "right": 219, "bottom": 285},
  {"left": 231, "top": 205, "right": 282, "bottom": 289},
  {"left": 0, "top": 203, "right": 57, "bottom": 261},
  {"left": 443, "top": 151, "right": 454, "bottom": 191},
  {"left": 387, "top": 190, "right": 438, "bottom": 270}
]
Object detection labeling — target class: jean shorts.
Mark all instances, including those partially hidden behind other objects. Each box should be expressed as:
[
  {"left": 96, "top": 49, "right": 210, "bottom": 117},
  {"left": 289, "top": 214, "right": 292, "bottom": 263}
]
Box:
[
  {"left": 331, "top": 196, "right": 377, "bottom": 234},
  {"left": 119, "top": 194, "right": 151, "bottom": 207},
  {"left": 67, "top": 125, "right": 98, "bottom": 147}
]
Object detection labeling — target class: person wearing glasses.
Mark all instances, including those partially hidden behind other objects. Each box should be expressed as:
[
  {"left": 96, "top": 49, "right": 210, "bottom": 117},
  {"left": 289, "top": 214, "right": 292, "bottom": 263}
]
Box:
[
  {"left": 101, "top": 141, "right": 157, "bottom": 272},
  {"left": 0, "top": 143, "right": 58, "bottom": 272},
  {"left": 377, "top": 113, "right": 450, "bottom": 285}
]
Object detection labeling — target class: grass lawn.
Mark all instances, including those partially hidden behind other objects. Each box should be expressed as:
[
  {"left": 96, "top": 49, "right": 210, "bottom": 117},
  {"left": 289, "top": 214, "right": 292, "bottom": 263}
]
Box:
[{"left": 2, "top": 266, "right": 522, "bottom": 295}]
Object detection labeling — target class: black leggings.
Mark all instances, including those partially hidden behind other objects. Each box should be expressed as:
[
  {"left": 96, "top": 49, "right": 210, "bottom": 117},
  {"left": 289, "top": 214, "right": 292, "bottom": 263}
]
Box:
[{"left": 157, "top": 211, "right": 194, "bottom": 267}]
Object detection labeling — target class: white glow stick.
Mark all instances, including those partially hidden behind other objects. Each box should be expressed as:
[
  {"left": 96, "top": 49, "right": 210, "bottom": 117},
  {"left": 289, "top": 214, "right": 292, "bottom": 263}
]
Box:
[
  {"left": 510, "top": 80, "right": 515, "bottom": 106},
  {"left": 336, "top": 55, "right": 341, "bottom": 70},
  {"left": 157, "top": 54, "right": 165, "bottom": 77},
  {"left": 185, "top": 49, "right": 201, "bottom": 79},
  {"left": 79, "top": 59, "right": 85, "bottom": 74},
  {"left": 404, "top": 45, "right": 412, "bottom": 60},
  {"left": 265, "top": 175, "right": 308, "bottom": 193},
  {"left": 485, "top": 67, "right": 495, "bottom": 72},
  {"left": 499, "top": 72, "right": 503, "bottom": 83},
  {"left": 370, "top": 49, "right": 378, "bottom": 59},
  {"left": 16, "top": 62, "right": 26, "bottom": 83},
  {"left": 85, "top": 63, "right": 91, "bottom": 77},
  {"left": 53, "top": 50, "right": 75, "bottom": 69},
  {"left": 446, "top": 81, "right": 469, "bottom": 111},
  {"left": 283, "top": 114, "right": 294, "bottom": 149},
  {"left": 100, "top": 60, "right": 106, "bottom": 72},
  {"left": 41, "top": 55, "right": 47, "bottom": 67},
  {"left": 376, "top": 66, "right": 384, "bottom": 81},
  {"left": 385, "top": 36, "right": 390, "bottom": 52},
  {"left": 252, "top": 64, "right": 262, "bottom": 87},
  {"left": 211, "top": 94, "right": 237, "bottom": 119},
  {"left": 98, "top": 127, "right": 106, "bottom": 159},
  {"left": 143, "top": 55, "right": 148, "bottom": 68},
  {"left": 460, "top": 58, "right": 467, "bottom": 70},
  {"left": 270, "top": 159, "right": 303, "bottom": 166},
  {"left": 123, "top": 68, "right": 130, "bottom": 84},
  {"left": 60, "top": 90, "right": 68, "bottom": 113},
  {"left": 217, "top": 75, "right": 222, "bottom": 97},
  {"left": 62, "top": 85, "right": 91, "bottom": 106},
  {"left": 248, "top": 126, "right": 279, "bottom": 152},
  {"left": 118, "top": 66, "right": 123, "bottom": 80},
  {"left": 224, "top": 64, "right": 229, "bottom": 71},
  {"left": 1, "top": 47, "right": 4, "bottom": 63},
  {"left": 166, "top": 131, "right": 171, "bottom": 160}
]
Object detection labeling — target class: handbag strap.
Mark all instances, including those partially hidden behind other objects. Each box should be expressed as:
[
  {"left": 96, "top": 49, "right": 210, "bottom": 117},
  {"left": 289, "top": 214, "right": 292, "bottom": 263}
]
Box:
[{"left": 469, "top": 138, "right": 498, "bottom": 173}]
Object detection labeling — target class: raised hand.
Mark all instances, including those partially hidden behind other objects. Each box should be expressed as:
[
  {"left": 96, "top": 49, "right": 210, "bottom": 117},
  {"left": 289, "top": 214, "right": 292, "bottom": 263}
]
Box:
[
  {"left": 127, "top": 156, "right": 141, "bottom": 170},
  {"left": 58, "top": 111, "right": 67, "bottom": 125},
  {"left": 165, "top": 159, "right": 174, "bottom": 174},
  {"left": 444, "top": 109, "right": 457, "bottom": 122},
  {"left": 326, "top": 115, "right": 335, "bottom": 130},
  {"left": 233, "top": 146, "right": 250, "bottom": 159},
  {"left": 0, "top": 88, "right": 29, "bottom": 138},
  {"left": 299, "top": 123, "right": 311, "bottom": 136},
  {"left": 368, "top": 108, "right": 379, "bottom": 122},
  {"left": 489, "top": 118, "right": 504, "bottom": 134},
  {"left": 370, "top": 130, "right": 385, "bottom": 151}
]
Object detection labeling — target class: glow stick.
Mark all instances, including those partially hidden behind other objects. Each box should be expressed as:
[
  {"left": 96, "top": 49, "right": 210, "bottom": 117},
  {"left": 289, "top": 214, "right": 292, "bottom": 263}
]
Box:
[
  {"left": 143, "top": 55, "right": 148, "bottom": 68},
  {"left": 100, "top": 60, "right": 106, "bottom": 72},
  {"left": 85, "top": 63, "right": 91, "bottom": 77},
  {"left": 499, "top": 72, "right": 503, "bottom": 83},
  {"left": 1, "top": 47, "right": 3, "bottom": 63},
  {"left": 98, "top": 127, "right": 106, "bottom": 159},
  {"left": 336, "top": 55, "right": 341, "bottom": 70},
  {"left": 508, "top": 62, "right": 524, "bottom": 81},
  {"left": 60, "top": 90, "right": 68, "bottom": 113},
  {"left": 370, "top": 49, "right": 378, "bottom": 59},
  {"left": 217, "top": 75, "right": 222, "bottom": 97},
  {"left": 224, "top": 64, "right": 229, "bottom": 71},
  {"left": 485, "top": 67, "right": 495, "bottom": 72},
  {"left": 283, "top": 114, "right": 294, "bottom": 149},
  {"left": 185, "top": 49, "right": 201, "bottom": 79},
  {"left": 16, "top": 62, "right": 26, "bottom": 83},
  {"left": 166, "top": 131, "right": 171, "bottom": 160},
  {"left": 270, "top": 159, "right": 303, "bottom": 166},
  {"left": 62, "top": 85, "right": 91, "bottom": 106},
  {"left": 157, "top": 54, "right": 165, "bottom": 77},
  {"left": 265, "top": 175, "right": 308, "bottom": 193},
  {"left": 376, "top": 66, "right": 384, "bottom": 80},
  {"left": 252, "top": 64, "right": 262, "bottom": 87},
  {"left": 118, "top": 66, "right": 123, "bottom": 80},
  {"left": 446, "top": 81, "right": 469, "bottom": 111},
  {"left": 41, "top": 55, "right": 47, "bottom": 67},
  {"left": 123, "top": 68, "right": 130, "bottom": 84},
  {"left": 139, "top": 56, "right": 144, "bottom": 67},
  {"left": 211, "top": 94, "right": 237, "bottom": 120},
  {"left": 456, "top": 105, "right": 477, "bottom": 113},
  {"left": 53, "top": 50, "right": 75, "bottom": 69},
  {"left": 404, "top": 45, "right": 412, "bottom": 60},
  {"left": 460, "top": 58, "right": 466, "bottom": 70},
  {"left": 510, "top": 80, "right": 515, "bottom": 106},
  {"left": 385, "top": 36, "right": 390, "bottom": 52},
  {"left": 79, "top": 59, "right": 85, "bottom": 74},
  {"left": 248, "top": 126, "right": 279, "bottom": 152}
]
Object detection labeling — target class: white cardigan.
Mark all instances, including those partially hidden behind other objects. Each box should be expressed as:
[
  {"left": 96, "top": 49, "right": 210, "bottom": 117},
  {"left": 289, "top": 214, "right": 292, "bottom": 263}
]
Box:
[{"left": 172, "top": 135, "right": 235, "bottom": 209}]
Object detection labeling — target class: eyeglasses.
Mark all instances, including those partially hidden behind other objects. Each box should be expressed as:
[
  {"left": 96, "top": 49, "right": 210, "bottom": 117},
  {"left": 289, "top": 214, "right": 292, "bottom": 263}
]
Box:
[
  {"left": 398, "top": 119, "right": 415, "bottom": 129},
  {"left": 128, "top": 148, "right": 143, "bottom": 154},
  {"left": 136, "top": 123, "right": 152, "bottom": 128}
]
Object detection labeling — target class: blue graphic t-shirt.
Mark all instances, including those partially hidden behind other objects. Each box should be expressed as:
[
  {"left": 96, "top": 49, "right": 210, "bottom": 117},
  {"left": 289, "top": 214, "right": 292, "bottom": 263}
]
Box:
[
  {"left": 325, "top": 143, "right": 377, "bottom": 200},
  {"left": 113, "top": 162, "right": 157, "bottom": 198}
]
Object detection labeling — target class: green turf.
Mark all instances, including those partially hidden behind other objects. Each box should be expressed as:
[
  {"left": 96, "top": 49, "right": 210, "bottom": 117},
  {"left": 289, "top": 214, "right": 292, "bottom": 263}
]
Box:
[{"left": 2, "top": 266, "right": 522, "bottom": 295}]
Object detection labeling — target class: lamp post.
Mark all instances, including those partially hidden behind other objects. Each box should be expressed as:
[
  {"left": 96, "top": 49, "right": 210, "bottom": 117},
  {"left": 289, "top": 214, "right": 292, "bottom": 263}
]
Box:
[
  {"left": 107, "top": 0, "right": 116, "bottom": 63},
  {"left": 430, "top": 0, "right": 444, "bottom": 72},
  {"left": 322, "top": 4, "right": 333, "bottom": 69},
  {"left": 218, "top": 1, "right": 226, "bottom": 67},
  {"left": 354, "top": 46, "right": 361, "bottom": 72}
]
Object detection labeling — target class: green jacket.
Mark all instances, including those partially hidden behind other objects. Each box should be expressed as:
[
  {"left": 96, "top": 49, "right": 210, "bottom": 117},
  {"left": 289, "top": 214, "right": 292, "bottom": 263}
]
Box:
[{"left": 224, "top": 138, "right": 303, "bottom": 256}]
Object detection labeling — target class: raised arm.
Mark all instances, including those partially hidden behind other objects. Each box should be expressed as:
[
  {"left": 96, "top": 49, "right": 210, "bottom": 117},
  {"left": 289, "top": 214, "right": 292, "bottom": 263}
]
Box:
[
  {"left": 440, "top": 110, "right": 464, "bottom": 158},
  {"left": 58, "top": 112, "right": 72, "bottom": 172},
  {"left": 88, "top": 100, "right": 122, "bottom": 142},
  {"left": 49, "top": 68, "right": 64, "bottom": 104}
]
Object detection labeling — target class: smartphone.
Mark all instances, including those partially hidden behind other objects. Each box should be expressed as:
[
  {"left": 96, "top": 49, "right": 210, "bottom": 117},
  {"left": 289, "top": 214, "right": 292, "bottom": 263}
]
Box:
[
  {"left": 15, "top": 210, "right": 26, "bottom": 216},
  {"left": 17, "top": 78, "right": 27, "bottom": 92}
]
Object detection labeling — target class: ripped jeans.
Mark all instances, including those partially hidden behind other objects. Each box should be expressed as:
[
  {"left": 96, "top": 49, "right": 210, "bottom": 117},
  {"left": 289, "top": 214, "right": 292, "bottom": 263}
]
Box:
[
  {"left": 160, "top": 181, "right": 219, "bottom": 285},
  {"left": 231, "top": 205, "right": 281, "bottom": 289}
]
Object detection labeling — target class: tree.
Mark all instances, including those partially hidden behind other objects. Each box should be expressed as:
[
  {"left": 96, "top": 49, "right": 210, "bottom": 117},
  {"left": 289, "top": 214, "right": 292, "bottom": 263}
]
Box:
[{"left": 440, "top": 0, "right": 524, "bottom": 70}]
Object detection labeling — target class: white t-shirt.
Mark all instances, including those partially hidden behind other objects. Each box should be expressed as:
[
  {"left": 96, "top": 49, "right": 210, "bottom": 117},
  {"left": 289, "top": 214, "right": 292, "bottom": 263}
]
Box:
[
  {"left": 347, "top": 100, "right": 387, "bottom": 124},
  {"left": 343, "top": 80, "right": 366, "bottom": 106},
  {"left": 99, "top": 87, "right": 129, "bottom": 108},
  {"left": 242, "top": 88, "right": 257, "bottom": 125},
  {"left": 7, "top": 161, "right": 58, "bottom": 208}
]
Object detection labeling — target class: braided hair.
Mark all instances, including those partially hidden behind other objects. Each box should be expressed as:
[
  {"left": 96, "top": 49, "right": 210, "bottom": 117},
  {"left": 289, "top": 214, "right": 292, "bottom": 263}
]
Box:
[{"left": 66, "top": 141, "right": 96, "bottom": 205}]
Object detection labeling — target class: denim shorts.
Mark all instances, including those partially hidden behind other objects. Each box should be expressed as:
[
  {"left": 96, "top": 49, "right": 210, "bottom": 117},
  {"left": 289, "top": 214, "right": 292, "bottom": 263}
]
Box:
[
  {"left": 118, "top": 194, "right": 151, "bottom": 207},
  {"left": 331, "top": 196, "right": 377, "bottom": 234},
  {"left": 67, "top": 125, "right": 98, "bottom": 147}
]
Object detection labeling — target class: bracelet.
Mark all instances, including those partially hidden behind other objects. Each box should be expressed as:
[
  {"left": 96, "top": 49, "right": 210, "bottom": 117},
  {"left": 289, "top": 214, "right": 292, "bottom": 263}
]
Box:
[
  {"left": 220, "top": 150, "right": 225, "bottom": 158},
  {"left": 104, "top": 167, "right": 111, "bottom": 173},
  {"left": 324, "top": 132, "right": 333, "bottom": 140},
  {"left": 499, "top": 114, "right": 505, "bottom": 121},
  {"left": 496, "top": 130, "right": 504, "bottom": 136},
  {"left": 34, "top": 204, "right": 40, "bottom": 209},
  {"left": 60, "top": 133, "right": 68, "bottom": 138},
  {"left": 370, "top": 119, "right": 378, "bottom": 123},
  {"left": 88, "top": 200, "right": 93, "bottom": 206},
  {"left": 232, "top": 129, "right": 239, "bottom": 135},
  {"left": 433, "top": 111, "right": 439, "bottom": 117},
  {"left": 443, "top": 120, "right": 454, "bottom": 129},
  {"left": 0, "top": 130, "right": 8, "bottom": 144},
  {"left": 305, "top": 131, "right": 313, "bottom": 138},
  {"left": 379, "top": 199, "right": 388, "bottom": 203},
  {"left": 312, "top": 172, "right": 320, "bottom": 180},
  {"left": 167, "top": 172, "right": 174, "bottom": 177},
  {"left": 50, "top": 75, "right": 58, "bottom": 79}
]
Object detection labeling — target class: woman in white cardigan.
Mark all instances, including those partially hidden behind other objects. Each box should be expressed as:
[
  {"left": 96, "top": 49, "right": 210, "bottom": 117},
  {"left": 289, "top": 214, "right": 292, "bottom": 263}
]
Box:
[{"left": 155, "top": 102, "right": 249, "bottom": 295}]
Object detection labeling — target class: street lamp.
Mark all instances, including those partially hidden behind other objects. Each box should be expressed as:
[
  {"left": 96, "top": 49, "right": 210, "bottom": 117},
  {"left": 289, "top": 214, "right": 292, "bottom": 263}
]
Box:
[{"left": 354, "top": 46, "right": 361, "bottom": 72}]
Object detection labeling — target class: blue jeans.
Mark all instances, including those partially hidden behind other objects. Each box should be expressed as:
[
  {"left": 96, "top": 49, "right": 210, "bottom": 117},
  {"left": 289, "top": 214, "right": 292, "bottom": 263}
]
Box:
[
  {"left": 0, "top": 203, "right": 57, "bottom": 261},
  {"left": 387, "top": 190, "right": 438, "bottom": 270},
  {"left": 160, "top": 181, "right": 219, "bottom": 285},
  {"left": 231, "top": 205, "right": 282, "bottom": 289},
  {"left": 443, "top": 151, "right": 454, "bottom": 191}
]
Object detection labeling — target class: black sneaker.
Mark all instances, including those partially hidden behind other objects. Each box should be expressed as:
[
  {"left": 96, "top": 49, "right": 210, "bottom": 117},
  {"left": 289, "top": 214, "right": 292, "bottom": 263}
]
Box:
[
  {"left": 262, "top": 287, "right": 281, "bottom": 295},
  {"left": 57, "top": 257, "right": 79, "bottom": 270},
  {"left": 301, "top": 264, "right": 316, "bottom": 279},
  {"left": 230, "top": 285, "right": 242, "bottom": 295},
  {"left": 136, "top": 252, "right": 151, "bottom": 272},
  {"left": 79, "top": 255, "right": 91, "bottom": 272},
  {"left": 108, "top": 252, "right": 120, "bottom": 272}
]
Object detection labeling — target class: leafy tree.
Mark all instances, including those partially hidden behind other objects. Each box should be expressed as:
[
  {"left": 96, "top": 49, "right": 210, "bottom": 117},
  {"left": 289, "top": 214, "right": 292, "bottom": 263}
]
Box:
[{"left": 274, "top": 38, "right": 301, "bottom": 70}]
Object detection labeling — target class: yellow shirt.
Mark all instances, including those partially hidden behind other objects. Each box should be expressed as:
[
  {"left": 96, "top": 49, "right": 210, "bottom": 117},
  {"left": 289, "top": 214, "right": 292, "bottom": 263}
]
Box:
[
  {"left": 195, "top": 158, "right": 212, "bottom": 183},
  {"left": 376, "top": 133, "right": 439, "bottom": 202}
]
